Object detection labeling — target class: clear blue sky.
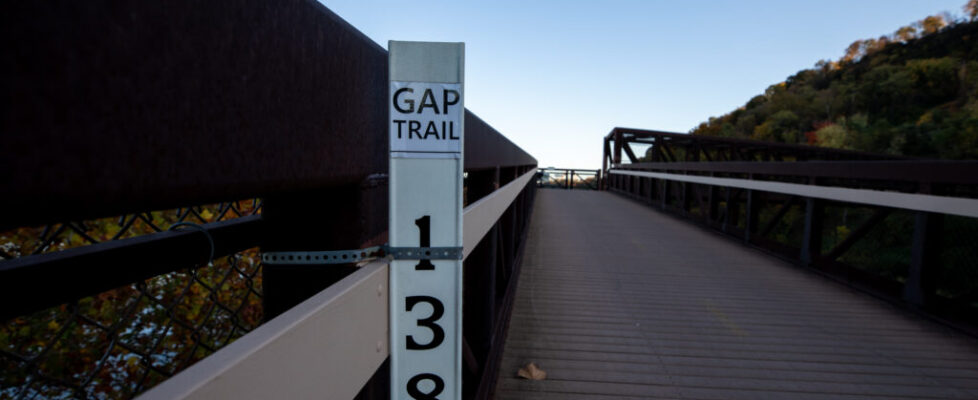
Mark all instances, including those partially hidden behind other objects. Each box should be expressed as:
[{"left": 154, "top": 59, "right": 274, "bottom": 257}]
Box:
[{"left": 321, "top": 0, "right": 966, "bottom": 169}]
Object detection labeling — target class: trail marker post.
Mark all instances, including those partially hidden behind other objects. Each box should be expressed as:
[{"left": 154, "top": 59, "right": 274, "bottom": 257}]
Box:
[{"left": 389, "top": 41, "right": 464, "bottom": 400}]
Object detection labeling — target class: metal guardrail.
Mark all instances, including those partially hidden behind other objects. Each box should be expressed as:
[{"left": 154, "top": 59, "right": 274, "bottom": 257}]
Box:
[
  {"left": 600, "top": 127, "right": 902, "bottom": 189},
  {"left": 139, "top": 169, "right": 538, "bottom": 400},
  {"left": 613, "top": 169, "right": 978, "bottom": 218},
  {"left": 536, "top": 168, "right": 600, "bottom": 190},
  {"left": 604, "top": 132, "right": 978, "bottom": 335},
  {"left": 605, "top": 126, "right": 902, "bottom": 162},
  {"left": 1, "top": 1, "right": 536, "bottom": 399}
]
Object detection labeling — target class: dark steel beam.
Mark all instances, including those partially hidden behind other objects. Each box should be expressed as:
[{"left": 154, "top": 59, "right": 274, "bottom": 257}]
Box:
[
  {"left": 800, "top": 198, "right": 824, "bottom": 266},
  {"left": 610, "top": 127, "right": 901, "bottom": 161},
  {"left": 904, "top": 212, "right": 943, "bottom": 308},
  {"left": 1, "top": 1, "right": 388, "bottom": 230},
  {"left": 475, "top": 186, "right": 534, "bottom": 400},
  {"left": 0, "top": 216, "right": 264, "bottom": 321},
  {"left": 465, "top": 111, "right": 536, "bottom": 171},
  {"left": 744, "top": 189, "right": 760, "bottom": 244},
  {"left": 622, "top": 142, "right": 639, "bottom": 163},
  {"left": 699, "top": 143, "right": 714, "bottom": 162},
  {"left": 660, "top": 141, "right": 678, "bottom": 162},
  {"left": 602, "top": 139, "right": 611, "bottom": 187},
  {"left": 818, "top": 208, "right": 890, "bottom": 262},
  {"left": 759, "top": 197, "right": 798, "bottom": 238},
  {"left": 613, "top": 131, "right": 623, "bottom": 165},
  {"left": 1, "top": 1, "right": 535, "bottom": 231}
]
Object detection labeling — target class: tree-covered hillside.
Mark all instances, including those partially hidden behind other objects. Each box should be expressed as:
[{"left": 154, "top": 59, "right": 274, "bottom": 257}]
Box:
[{"left": 691, "top": 3, "right": 978, "bottom": 159}]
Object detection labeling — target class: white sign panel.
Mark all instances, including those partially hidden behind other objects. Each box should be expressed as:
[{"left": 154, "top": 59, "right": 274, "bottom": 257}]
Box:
[
  {"left": 390, "top": 82, "right": 463, "bottom": 157},
  {"left": 389, "top": 41, "right": 464, "bottom": 400}
]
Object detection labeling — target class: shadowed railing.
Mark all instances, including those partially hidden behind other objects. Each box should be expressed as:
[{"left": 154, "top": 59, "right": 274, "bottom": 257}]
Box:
[
  {"left": 603, "top": 127, "right": 978, "bottom": 335},
  {"left": 1, "top": 1, "right": 535, "bottom": 399},
  {"left": 536, "top": 168, "right": 601, "bottom": 190}
]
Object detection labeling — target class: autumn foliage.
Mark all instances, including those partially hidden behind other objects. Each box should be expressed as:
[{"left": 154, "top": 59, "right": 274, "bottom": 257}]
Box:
[
  {"left": 1, "top": 201, "right": 263, "bottom": 399},
  {"left": 692, "top": 8, "right": 978, "bottom": 159}
]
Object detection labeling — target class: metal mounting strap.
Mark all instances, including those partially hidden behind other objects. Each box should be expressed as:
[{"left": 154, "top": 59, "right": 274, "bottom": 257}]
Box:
[
  {"left": 386, "top": 246, "right": 463, "bottom": 260},
  {"left": 261, "top": 245, "right": 463, "bottom": 265},
  {"left": 262, "top": 246, "right": 384, "bottom": 265}
]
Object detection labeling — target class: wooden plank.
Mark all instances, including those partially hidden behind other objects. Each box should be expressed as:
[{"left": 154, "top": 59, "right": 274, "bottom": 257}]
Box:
[{"left": 495, "top": 189, "right": 978, "bottom": 399}]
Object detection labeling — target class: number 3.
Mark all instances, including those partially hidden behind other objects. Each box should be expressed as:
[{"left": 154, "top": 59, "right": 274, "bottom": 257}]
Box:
[{"left": 405, "top": 296, "right": 445, "bottom": 350}]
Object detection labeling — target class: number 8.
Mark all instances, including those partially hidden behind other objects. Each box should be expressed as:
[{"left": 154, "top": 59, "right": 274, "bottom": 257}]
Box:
[{"left": 407, "top": 373, "right": 444, "bottom": 400}]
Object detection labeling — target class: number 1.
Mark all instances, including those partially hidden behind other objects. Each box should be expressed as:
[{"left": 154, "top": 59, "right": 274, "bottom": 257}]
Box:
[{"left": 414, "top": 215, "right": 435, "bottom": 270}]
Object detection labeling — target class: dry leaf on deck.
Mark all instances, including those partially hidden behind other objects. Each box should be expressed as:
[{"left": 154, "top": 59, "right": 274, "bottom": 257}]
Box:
[{"left": 516, "top": 362, "right": 547, "bottom": 380}]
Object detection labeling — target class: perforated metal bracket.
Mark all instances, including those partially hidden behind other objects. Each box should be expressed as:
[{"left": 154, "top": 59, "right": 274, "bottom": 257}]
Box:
[
  {"left": 262, "top": 246, "right": 384, "bottom": 265},
  {"left": 386, "top": 246, "right": 463, "bottom": 260},
  {"left": 261, "top": 245, "right": 463, "bottom": 265}
]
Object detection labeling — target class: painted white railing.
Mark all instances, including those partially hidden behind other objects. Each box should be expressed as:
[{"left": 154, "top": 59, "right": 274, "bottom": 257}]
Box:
[
  {"left": 610, "top": 169, "right": 978, "bottom": 218},
  {"left": 137, "top": 168, "right": 537, "bottom": 400}
]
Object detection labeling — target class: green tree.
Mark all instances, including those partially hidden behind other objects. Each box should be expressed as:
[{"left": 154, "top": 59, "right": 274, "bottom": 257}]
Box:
[
  {"left": 815, "top": 124, "right": 850, "bottom": 148},
  {"left": 907, "top": 57, "right": 959, "bottom": 103},
  {"left": 753, "top": 110, "right": 800, "bottom": 143}
]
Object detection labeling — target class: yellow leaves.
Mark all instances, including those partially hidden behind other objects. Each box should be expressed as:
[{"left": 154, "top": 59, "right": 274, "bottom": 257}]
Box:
[
  {"left": 917, "top": 111, "right": 934, "bottom": 126},
  {"left": 815, "top": 124, "right": 850, "bottom": 149},
  {"left": 126, "top": 355, "right": 142, "bottom": 371},
  {"left": 47, "top": 320, "right": 60, "bottom": 331},
  {"left": 199, "top": 209, "right": 215, "bottom": 221},
  {"left": 103, "top": 223, "right": 121, "bottom": 240},
  {"left": 68, "top": 232, "right": 87, "bottom": 247},
  {"left": 836, "top": 225, "right": 851, "bottom": 239},
  {"left": 153, "top": 214, "right": 167, "bottom": 228}
]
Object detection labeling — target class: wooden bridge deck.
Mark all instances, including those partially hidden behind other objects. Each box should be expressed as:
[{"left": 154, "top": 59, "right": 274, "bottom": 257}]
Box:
[{"left": 495, "top": 189, "right": 978, "bottom": 400}]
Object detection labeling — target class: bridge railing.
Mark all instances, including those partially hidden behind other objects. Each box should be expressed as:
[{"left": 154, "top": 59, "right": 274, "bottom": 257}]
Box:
[
  {"left": 536, "top": 168, "right": 601, "bottom": 190},
  {"left": 603, "top": 130, "right": 978, "bottom": 334},
  {"left": 1, "top": 1, "right": 535, "bottom": 399},
  {"left": 138, "top": 168, "right": 537, "bottom": 400},
  {"left": 601, "top": 127, "right": 901, "bottom": 188}
]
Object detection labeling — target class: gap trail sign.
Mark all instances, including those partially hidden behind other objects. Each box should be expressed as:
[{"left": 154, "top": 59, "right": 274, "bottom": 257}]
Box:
[{"left": 388, "top": 41, "right": 464, "bottom": 400}]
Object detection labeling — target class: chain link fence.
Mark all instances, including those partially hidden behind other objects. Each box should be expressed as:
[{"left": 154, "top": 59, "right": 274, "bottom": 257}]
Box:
[{"left": 1, "top": 200, "right": 263, "bottom": 400}]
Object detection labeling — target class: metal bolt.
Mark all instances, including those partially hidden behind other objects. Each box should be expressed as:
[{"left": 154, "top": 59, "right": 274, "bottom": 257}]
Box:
[
  {"left": 377, "top": 284, "right": 384, "bottom": 297},
  {"left": 376, "top": 340, "right": 383, "bottom": 352}
]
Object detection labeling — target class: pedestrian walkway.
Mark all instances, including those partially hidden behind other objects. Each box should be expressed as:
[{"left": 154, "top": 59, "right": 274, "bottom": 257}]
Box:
[{"left": 495, "top": 189, "right": 978, "bottom": 400}]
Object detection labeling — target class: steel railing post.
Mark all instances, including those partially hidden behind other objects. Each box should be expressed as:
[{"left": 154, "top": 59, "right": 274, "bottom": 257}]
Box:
[
  {"left": 904, "top": 211, "right": 943, "bottom": 308},
  {"left": 744, "top": 189, "right": 757, "bottom": 244},
  {"left": 800, "top": 198, "right": 824, "bottom": 266},
  {"left": 661, "top": 179, "right": 669, "bottom": 211}
]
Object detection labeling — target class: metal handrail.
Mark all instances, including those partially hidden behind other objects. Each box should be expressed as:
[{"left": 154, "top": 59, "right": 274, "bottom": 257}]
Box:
[
  {"left": 536, "top": 168, "right": 601, "bottom": 190},
  {"left": 607, "top": 152, "right": 978, "bottom": 335},
  {"left": 611, "top": 169, "right": 978, "bottom": 218},
  {"left": 137, "top": 169, "right": 538, "bottom": 400},
  {"left": 619, "top": 160, "right": 978, "bottom": 186}
]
